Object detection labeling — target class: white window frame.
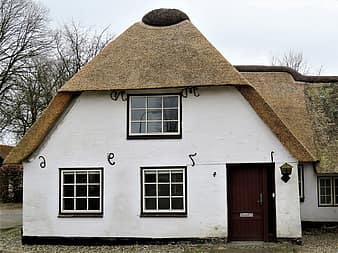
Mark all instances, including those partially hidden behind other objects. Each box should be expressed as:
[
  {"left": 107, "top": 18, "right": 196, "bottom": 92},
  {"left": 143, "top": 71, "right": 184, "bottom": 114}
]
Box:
[
  {"left": 60, "top": 168, "right": 103, "bottom": 215},
  {"left": 318, "top": 176, "right": 338, "bottom": 207},
  {"left": 141, "top": 167, "right": 187, "bottom": 216},
  {"left": 128, "top": 94, "right": 181, "bottom": 137}
]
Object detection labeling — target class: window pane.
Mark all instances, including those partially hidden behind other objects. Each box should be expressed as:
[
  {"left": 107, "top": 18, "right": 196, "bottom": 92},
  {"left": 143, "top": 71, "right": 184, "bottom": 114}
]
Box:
[
  {"left": 88, "top": 173, "right": 100, "bottom": 183},
  {"left": 171, "top": 184, "right": 183, "bottom": 196},
  {"left": 64, "top": 173, "right": 74, "bottom": 184},
  {"left": 88, "top": 198, "right": 100, "bottom": 210},
  {"left": 63, "top": 198, "right": 74, "bottom": 210},
  {"left": 63, "top": 185, "right": 74, "bottom": 197},
  {"left": 320, "top": 196, "right": 326, "bottom": 204},
  {"left": 145, "top": 184, "right": 156, "bottom": 196},
  {"left": 172, "top": 198, "right": 183, "bottom": 209},
  {"left": 131, "top": 97, "right": 146, "bottom": 108},
  {"left": 131, "top": 109, "right": 146, "bottom": 121},
  {"left": 147, "top": 122, "right": 162, "bottom": 133},
  {"left": 158, "top": 198, "right": 170, "bottom": 209},
  {"left": 76, "top": 185, "right": 87, "bottom": 197},
  {"left": 76, "top": 173, "right": 87, "bottom": 183},
  {"left": 144, "top": 172, "right": 156, "bottom": 183},
  {"left": 131, "top": 122, "right": 146, "bottom": 133},
  {"left": 163, "top": 121, "right": 178, "bottom": 132},
  {"left": 158, "top": 172, "right": 169, "bottom": 182},
  {"left": 158, "top": 184, "right": 169, "bottom": 196},
  {"left": 76, "top": 198, "right": 87, "bottom": 210},
  {"left": 147, "top": 97, "right": 162, "bottom": 108},
  {"left": 163, "top": 96, "right": 178, "bottom": 107},
  {"left": 171, "top": 172, "right": 183, "bottom": 182},
  {"left": 88, "top": 185, "right": 100, "bottom": 197},
  {"left": 145, "top": 198, "right": 157, "bottom": 210},
  {"left": 163, "top": 109, "right": 178, "bottom": 120},
  {"left": 147, "top": 109, "right": 162, "bottom": 120}
]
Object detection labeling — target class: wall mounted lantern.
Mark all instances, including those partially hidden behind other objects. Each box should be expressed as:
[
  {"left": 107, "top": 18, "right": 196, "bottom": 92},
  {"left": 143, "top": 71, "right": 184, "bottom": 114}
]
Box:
[{"left": 280, "top": 163, "right": 293, "bottom": 183}]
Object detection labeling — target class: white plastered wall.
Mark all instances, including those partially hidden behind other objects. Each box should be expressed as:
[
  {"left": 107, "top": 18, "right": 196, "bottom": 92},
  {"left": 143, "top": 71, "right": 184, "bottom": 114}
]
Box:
[
  {"left": 23, "top": 86, "right": 301, "bottom": 238},
  {"left": 300, "top": 163, "right": 338, "bottom": 222}
]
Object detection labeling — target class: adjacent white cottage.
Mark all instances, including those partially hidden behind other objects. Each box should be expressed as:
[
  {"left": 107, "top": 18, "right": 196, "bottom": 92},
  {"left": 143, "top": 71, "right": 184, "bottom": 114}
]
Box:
[{"left": 4, "top": 9, "right": 337, "bottom": 244}]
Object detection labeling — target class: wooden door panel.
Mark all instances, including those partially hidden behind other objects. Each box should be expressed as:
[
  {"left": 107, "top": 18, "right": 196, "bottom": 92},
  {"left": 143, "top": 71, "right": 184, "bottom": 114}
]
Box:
[{"left": 228, "top": 164, "right": 268, "bottom": 241}]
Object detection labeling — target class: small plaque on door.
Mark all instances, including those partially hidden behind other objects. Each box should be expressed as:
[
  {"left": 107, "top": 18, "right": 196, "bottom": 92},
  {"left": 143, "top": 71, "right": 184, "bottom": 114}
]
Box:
[{"left": 240, "top": 212, "right": 254, "bottom": 218}]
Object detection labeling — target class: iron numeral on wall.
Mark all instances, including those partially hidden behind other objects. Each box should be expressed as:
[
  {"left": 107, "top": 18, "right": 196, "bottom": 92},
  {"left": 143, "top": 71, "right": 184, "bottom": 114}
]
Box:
[
  {"left": 107, "top": 152, "right": 116, "bottom": 166},
  {"left": 38, "top": 155, "right": 46, "bottom": 168},
  {"left": 188, "top": 152, "right": 197, "bottom": 167}
]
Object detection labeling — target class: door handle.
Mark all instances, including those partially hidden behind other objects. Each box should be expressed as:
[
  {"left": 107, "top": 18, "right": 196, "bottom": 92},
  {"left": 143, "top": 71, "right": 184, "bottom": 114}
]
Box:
[{"left": 256, "top": 193, "right": 263, "bottom": 206}]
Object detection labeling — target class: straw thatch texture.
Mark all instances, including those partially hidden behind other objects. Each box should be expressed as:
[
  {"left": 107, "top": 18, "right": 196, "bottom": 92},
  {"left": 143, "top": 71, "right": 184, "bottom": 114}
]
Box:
[
  {"left": 142, "top": 8, "right": 189, "bottom": 26},
  {"left": 0, "top": 145, "right": 13, "bottom": 161},
  {"left": 60, "top": 20, "right": 249, "bottom": 92},
  {"left": 4, "top": 93, "right": 75, "bottom": 164},
  {"left": 305, "top": 83, "right": 338, "bottom": 173}
]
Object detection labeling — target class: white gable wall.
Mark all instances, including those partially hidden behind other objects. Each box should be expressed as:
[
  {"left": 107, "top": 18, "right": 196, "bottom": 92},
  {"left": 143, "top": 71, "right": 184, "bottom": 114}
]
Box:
[{"left": 23, "top": 86, "right": 301, "bottom": 238}]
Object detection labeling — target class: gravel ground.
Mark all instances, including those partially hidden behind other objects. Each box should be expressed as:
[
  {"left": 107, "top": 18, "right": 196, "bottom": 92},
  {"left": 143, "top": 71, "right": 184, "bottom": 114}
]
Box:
[{"left": 0, "top": 226, "right": 337, "bottom": 253}]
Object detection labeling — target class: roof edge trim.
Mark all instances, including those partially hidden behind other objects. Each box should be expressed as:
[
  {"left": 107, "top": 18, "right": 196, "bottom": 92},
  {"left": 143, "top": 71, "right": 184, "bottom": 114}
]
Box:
[{"left": 235, "top": 65, "right": 338, "bottom": 83}]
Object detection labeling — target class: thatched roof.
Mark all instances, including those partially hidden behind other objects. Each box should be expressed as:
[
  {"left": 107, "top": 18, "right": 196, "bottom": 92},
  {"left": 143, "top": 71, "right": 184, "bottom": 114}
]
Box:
[
  {"left": 305, "top": 83, "right": 338, "bottom": 173},
  {"left": 0, "top": 145, "right": 13, "bottom": 161},
  {"left": 5, "top": 10, "right": 331, "bottom": 170},
  {"left": 236, "top": 66, "right": 338, "bottom": 173},
  {"left": 60, "top": 19, "right": 249, "bottom": 92}
]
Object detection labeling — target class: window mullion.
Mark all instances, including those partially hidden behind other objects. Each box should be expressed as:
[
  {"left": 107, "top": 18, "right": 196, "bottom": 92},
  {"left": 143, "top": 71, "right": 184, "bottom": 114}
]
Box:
[
  {"left": 145, "top": 96, "right": 148, "bottom": 134},
  {"left": 161, "top": 96, "right": 164, "bottom": 133},
  {"left": 156, "top": 170, "right": 159, "bottom": 211},
  {"left": 74, "top": 172, "right": 77, "bottom": 210}
]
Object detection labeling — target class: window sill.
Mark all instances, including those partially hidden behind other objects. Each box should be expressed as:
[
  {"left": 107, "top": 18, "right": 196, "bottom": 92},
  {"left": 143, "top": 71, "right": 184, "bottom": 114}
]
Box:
[
  {"left": 140, "top": 213, "right": 187, "bottom": 218},
  {"left": 58, "top": 213, "right": 103, "bottom": 218},
  {"left": 127, "top": 134, "right": 182, "bottom": 140}
]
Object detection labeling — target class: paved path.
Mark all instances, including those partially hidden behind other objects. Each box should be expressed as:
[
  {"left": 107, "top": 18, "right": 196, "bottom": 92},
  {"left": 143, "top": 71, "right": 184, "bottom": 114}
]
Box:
[{"left": 0, "top": 209, "right": 22, "bottom": 229}]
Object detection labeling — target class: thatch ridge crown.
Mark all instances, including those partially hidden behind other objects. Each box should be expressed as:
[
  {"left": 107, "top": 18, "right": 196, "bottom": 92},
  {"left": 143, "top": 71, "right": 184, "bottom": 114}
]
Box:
[{"left": 142, "top": 8, "right": 189, "bottom": 27}]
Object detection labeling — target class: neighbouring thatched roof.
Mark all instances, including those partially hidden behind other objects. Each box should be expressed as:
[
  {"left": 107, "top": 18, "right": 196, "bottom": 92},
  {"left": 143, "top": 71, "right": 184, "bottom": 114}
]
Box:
[
  {"left": 4, "top": 10, "right": 330, "bottom": 169},
  {"left": 60, "top": 19, "right": 249, "bottom": 92},
  {"left": 0, "top": 145, "right": 13, "bottom": 161},
  {"left": 305, "top": 83, "right": 338, "bottom": 173},
  {"left": 235, "top": 66, "right": 338, "bottom": 173}
]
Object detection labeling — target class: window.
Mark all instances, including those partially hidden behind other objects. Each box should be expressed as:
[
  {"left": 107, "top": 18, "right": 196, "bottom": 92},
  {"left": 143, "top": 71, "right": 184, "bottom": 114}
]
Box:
[
  {"left": 141, "top": 167, "right": 187, "bottom": 217},
  {"left": 128, "top": 95, "right": 181, "bottom": 138},
  {"left": 298, "top": 164, "right": 304, "bottom": 202},
  {"left": 59, "top": 168, "right": 103, "bottom": 216},
  {"left": 318, "top": 176, "right": 338, "bottom": 207}
]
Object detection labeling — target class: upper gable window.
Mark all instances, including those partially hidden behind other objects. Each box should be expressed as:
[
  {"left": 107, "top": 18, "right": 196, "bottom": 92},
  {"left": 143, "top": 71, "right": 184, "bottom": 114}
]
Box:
[{"left": 128, "top": 95, "right": 181, "bottom": 139}]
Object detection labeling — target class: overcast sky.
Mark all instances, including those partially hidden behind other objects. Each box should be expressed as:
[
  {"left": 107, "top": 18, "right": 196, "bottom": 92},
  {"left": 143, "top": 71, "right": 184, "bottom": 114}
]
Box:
[{"left": 36, "top": 0, "right": 338, "bottom": 75}]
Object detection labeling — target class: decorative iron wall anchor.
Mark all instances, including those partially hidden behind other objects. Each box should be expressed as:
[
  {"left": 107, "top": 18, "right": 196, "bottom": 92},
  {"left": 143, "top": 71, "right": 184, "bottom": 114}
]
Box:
[
  {"left": 182, "top": 87, "right": 200, "bottom": 98},
  {"left": 188, "top": 152, "right": 197, "bottom": 166},
  {"left": 110, "top": 91, "right": 127, "bottom": 101},
  {"left": 270, "top": 151, "right": 274, "bottom": 162},
  {"left": 38, "top": 156, "right": 46, "bottom": 168},
  {"left": 107, "top": 152, "right": 116, "bottom": 166}
]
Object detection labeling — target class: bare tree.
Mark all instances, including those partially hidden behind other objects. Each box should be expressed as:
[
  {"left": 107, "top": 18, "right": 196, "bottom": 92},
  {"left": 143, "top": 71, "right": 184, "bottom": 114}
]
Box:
[
  {"left": 54, "top": 21, "right": 112, "bottom": 82},
  {"left": 0, "top": 0, "right": 50, "bottom": 101},
  {"left": 271, "top": 49, "right": 323, "bottom": 75},
  {"left": 0, "top": 22, "right": 113, "bottom": 141}
]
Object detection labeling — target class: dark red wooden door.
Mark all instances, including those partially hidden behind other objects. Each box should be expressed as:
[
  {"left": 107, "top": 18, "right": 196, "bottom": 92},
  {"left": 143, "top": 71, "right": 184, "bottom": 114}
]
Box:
[{"left": 227, "top": 164, "right": 268, "bottom": 241}]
